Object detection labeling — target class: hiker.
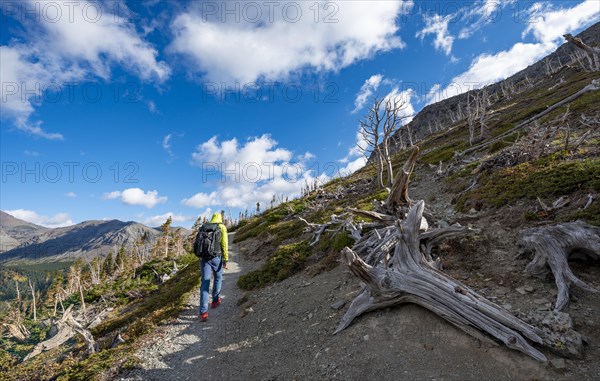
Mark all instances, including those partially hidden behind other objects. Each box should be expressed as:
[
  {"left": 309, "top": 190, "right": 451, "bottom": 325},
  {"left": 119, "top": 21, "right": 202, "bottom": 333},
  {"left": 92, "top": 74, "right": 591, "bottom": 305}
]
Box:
[{"left": 194, "top": 212, "right": 228, "bottom": 322}]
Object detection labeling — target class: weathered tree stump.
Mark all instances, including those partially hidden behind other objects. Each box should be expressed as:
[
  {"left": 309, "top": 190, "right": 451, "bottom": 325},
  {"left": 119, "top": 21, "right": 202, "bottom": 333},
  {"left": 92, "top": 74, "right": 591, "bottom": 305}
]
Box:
[
  {"left": 522, "top": 221, "right": 600, "bottom": 311},
  {"left": 336, "top": 201, "right": 550, "bottom": 361},
  {"left": 336, "top": 146, "right": 588, "bottom": 361},
  {"left": 24, "top": 305, "right": 97, "bottom": 361}
]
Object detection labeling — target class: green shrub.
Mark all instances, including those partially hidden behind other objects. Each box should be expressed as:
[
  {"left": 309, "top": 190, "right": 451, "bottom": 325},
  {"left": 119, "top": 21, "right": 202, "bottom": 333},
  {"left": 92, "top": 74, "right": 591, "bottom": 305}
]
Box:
[
  {"left": 237, "top": 241, "right": 312, "bottom": 290},
  {"left": 456, "top": 156, "right": 600, "bottom": 210},
  {"left": 233, "top": 217, "right": 266, "bottom": 243},
  {"left": 523, "top": 211, "right": 542, "bottom": 221}
]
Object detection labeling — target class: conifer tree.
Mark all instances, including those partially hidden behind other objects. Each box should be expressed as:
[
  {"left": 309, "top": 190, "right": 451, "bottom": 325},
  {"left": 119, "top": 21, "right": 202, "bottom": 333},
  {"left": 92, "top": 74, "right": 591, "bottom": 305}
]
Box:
[
  {"left": 103, "top": 251, "right": 114, "bottom": 278},
  {"left": 160, "top": 216, "right": 172, "bottom": 258},
  {"left": 115, "top": 244, "right": 126, "bottom": 273}
]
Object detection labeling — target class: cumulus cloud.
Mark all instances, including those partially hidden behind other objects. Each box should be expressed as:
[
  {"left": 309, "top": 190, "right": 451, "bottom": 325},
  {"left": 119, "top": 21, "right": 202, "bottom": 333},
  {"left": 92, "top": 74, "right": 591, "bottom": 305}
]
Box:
[
  {"left": 0, "top": 0, "right": 170, "bottom": 139},
  {"left": 182, "top": 191, "right": 220, "bottom": 209},
  {"left": 427, "top": 42, "right": 555, "bottom": 103},
  {"left": 426, "top": 1, "right": 599, "bottom": 105},
  {"left": 6, "top": 209, "right": 73, "bottom": 228},
  {"left": 103, "top": 188, "right": 167, "bottom": 208},
  {"left": 169, "top": 1, "right": 411, "bottom": 84},
  {"left": 522, "top": 0, "right": 600, "bottom": 43},
  {"left": 184, "top": 134, "right": 328, "bottom": 211},
  {"left": 143, "top": 212, "right": 193, "bottom": 227},
  {"left": 65, "top": 192, "right": 77, "bottom": 198},
  {"left": 416, "top": 14, "right": 455, "bottom": 56},
  {"left": 353, "top": 74, "right": 384, "bottom": 113}
]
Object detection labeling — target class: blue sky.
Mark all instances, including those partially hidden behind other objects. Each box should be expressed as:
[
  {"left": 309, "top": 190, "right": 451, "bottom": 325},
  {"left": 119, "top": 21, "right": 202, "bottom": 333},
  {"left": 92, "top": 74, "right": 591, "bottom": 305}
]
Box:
[{"left": 1, "top": 0, "right": 598, "bottom": 228}]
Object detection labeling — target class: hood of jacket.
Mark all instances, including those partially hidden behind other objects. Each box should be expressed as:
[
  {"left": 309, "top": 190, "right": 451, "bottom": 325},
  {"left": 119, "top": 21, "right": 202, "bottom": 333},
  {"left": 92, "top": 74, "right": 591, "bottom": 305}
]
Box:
[{"left": 210, "top": 212, "right": 223, "bottom": 224}]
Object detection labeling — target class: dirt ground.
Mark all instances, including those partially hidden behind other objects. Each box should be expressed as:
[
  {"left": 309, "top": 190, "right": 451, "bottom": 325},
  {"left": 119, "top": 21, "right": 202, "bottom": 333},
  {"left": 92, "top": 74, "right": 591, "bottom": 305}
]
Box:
[{"left": 121, "top": 168, "right": 600, "bottom": 381}]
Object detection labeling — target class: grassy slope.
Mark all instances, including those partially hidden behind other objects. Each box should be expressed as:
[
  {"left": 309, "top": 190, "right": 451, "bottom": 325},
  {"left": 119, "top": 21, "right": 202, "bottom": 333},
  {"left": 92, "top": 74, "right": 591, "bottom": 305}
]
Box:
[
  {"left": 234, "top": 66, "right": 600, "bottom": 289},
  {"left": 2, "top": 66, "right": 598, "bottom": 380},
  {"left": 1, "top": 254, "right": 200, "bottom": 381}
]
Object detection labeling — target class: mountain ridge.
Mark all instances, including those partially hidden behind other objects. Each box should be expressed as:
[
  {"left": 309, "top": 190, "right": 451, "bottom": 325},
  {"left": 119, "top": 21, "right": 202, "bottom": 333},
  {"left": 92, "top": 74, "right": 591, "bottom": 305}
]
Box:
[
  {"left": 391, "top": 21, "right": 600, "bottom": 151},
  {"left": 0, "top": 211, "right": 162, "bottom": 264}
]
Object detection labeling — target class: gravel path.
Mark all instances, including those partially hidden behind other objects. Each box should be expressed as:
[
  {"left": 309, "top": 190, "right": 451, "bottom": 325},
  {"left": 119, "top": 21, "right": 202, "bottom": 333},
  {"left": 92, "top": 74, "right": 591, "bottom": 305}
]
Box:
[
  {"left": 121, "top": 234, "right": 255, "bottom": 380},
  {"left": 119, "top": 233, "right": 565, "bottom": 381}
]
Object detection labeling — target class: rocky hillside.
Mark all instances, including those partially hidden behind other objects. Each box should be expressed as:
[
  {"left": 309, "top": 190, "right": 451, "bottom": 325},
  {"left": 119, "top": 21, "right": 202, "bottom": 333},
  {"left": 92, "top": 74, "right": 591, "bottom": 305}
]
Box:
[
  {"left": 392, "top": 21, "right": 600, "bottom": 147},
  {"left": 0, "top": 212, "right": 161, "bottom": 264},
  {"left": 0, "top": 211, "right": 48, "bottom": 253}
]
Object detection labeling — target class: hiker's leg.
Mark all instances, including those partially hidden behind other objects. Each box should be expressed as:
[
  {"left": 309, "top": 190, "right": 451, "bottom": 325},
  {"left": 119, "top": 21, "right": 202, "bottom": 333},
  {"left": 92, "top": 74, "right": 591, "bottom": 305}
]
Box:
[
  {"left": 199, "top": 259, "right": 211, "bottom": 314},
  {"left": 211, "top": 256, "right": 223, "bottom": 302}
]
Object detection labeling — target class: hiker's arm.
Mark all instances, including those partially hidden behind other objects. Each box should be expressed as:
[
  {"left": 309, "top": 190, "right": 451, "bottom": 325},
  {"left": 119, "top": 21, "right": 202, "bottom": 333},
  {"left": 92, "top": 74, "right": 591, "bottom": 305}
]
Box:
[{"left": 221, "top": 225, "right": 229, "bottom": 262}]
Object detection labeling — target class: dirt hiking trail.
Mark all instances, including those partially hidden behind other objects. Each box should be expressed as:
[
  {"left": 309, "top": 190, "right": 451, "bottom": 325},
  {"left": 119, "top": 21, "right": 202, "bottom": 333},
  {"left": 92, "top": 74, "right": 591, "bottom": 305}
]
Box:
[{"left": 118, "top": 233, "right": 576, "bottom": 380}]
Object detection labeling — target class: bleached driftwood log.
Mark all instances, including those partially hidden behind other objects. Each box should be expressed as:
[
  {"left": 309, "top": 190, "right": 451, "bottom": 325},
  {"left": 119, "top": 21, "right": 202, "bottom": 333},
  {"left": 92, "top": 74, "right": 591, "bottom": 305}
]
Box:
[
  {"left": 299, "top": 214, "right": 376, "bottom": 246},
  {"left": 522, "top": 221, "right": 600, "bottom": 311},
  {"left": 336, "top": 146, "right": 588, "bottom": 361},
  {"left": 24, "top": 306, "right": 97, "bottom": 361},
  {"left": 336, "top": 201, "right": 551, "bottom": 361},
  {"left": 2, "top": 322, "right": 30, "bottom": 341}
]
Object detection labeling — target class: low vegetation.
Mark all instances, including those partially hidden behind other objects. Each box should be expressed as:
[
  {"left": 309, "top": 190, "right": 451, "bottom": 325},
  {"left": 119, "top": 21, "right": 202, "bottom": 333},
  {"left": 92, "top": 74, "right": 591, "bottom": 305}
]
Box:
[
  {"left": 237, "top": 240, "right": 312, "bottom": 290},
  {"left": 0, "top": 216, "right": 201, "bottom": 381}
]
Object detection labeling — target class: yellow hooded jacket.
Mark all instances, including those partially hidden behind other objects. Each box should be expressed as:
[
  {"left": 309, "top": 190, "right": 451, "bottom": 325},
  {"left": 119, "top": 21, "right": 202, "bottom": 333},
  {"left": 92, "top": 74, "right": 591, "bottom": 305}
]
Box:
[{"left": 210, "top": 212, "right": 228, "bottom": 262}]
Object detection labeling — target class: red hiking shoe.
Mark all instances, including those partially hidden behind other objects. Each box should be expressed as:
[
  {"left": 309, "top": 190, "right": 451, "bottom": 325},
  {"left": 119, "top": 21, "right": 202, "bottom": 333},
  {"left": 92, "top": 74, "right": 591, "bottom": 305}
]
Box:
[
  {"left": 200, "top": 312, "right": 208, "bottom": 322},
  {"left": 211, "top": 298, "right": 221, "bottom": 309}
]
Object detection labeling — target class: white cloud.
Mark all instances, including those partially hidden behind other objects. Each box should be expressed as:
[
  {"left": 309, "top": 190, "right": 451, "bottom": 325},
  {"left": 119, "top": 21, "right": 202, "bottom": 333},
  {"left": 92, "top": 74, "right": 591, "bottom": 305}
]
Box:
[
  {"left": 103, "top": 188, "right": 167, "bottom": 208},
  {"left": 103, "top": 191, "right": 122, "bottom": 200},
  {"left": 169, "top": 1, "right": 411, "bottom": 83},
  {"left": 163, "top": 133, "right": 174, "bottom": 160},
  {"left": 338, "top": 156, "right": 368, "bottom": 177},
  {"left": 416, "top": 14, "right": 455, "bottom": 56},
  {"left": 1, "top": 0, "right": 170, "bottom": 139},
  {"left": 144, "top": 212, "right": 193, "bottom": 227},
  {"left": 184, "top": 134, "right": 329, "bottom": 211},
  {"left": 522, "top": 0, "right": 600, "bottom": 43},
  {"left": 65, "top": 192, "right": 77, "bottom": 198},
  {"left": 427, "top": 0, "right": 599, "bottom": 105},
  {"left": 298, "top": 152, "right": 316, "bottom": 161},
  {"left": 147, "top": 100, "right": 158, "bottom": 114},
  {"left": 6, "top": 209, "right": 73, "bottom": 228},
  {"left": 182, "top": 191, "right": 220, "bottom": 209},
  {"left": 458, "top": 0, "right": 513, "bottom": 39},
  {"left": 384, "top": 88, "right": 416, "bottom": 123},
  {"left": 24, "top": 150, "right": 40, "bottom": 156},
  {"left": 427, "top": 42, "right": 556, "bottom": 104},
  {"left": 352, "top": 74, "right": 384, "bottom": 113}
]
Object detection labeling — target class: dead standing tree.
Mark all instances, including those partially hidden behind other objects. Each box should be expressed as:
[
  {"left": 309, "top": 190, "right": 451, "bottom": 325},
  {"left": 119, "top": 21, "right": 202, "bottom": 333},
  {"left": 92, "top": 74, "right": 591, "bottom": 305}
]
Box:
[
  {"left": 336, "top": 147, "right": 584, "bottom": 361},
  {"left": 466, "top": 88, "right": 493, "bottom": 145},
  {"left": 358, "top": 98, "right": 385, "bottom": 188},
  {"left": 358, "top": 95, "right": 413, "bottom": 188}
]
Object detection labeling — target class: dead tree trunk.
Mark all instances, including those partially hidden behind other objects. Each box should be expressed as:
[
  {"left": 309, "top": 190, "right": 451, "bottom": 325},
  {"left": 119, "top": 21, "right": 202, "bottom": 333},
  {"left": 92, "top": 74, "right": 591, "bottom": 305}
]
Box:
[
  {"left": 24, "top": 306, "right": 96, "bottom": 361},
  {"left": 460, "top": 79, "right": 599, "bottom": 156},
  {"left": 336, "top": 201, "right": 550, "bottom": 361},
  {"left": 78, "top": 277, "right": 86, "bottom": 313},
  {"left": 28, "top": 280, "right": 36, "bottom": 322},
  {"left": 564, "top": 33, "right": 600, "bottom": 55},
  {"left": 521, "top": 221, "right": 600, "bottom": 311},
  {"left": 383, "top": 146, "right": 419, "bottom": 212},
  {"left": 337, "top": 147, "right": 586, "bottom": 361}
]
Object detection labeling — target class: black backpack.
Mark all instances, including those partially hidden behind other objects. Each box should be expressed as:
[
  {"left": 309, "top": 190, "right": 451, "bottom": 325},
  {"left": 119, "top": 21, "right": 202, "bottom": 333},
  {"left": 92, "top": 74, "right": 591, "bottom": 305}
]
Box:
[{"left": 193, "top": 223, "right": 222, "bottom": 259}]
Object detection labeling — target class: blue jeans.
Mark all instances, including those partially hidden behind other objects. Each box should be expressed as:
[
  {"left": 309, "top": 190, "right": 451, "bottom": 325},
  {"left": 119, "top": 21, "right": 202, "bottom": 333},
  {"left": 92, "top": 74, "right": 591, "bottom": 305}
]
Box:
[{"left": 200, "top": 256, "right": 223, "bottom": 314}]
